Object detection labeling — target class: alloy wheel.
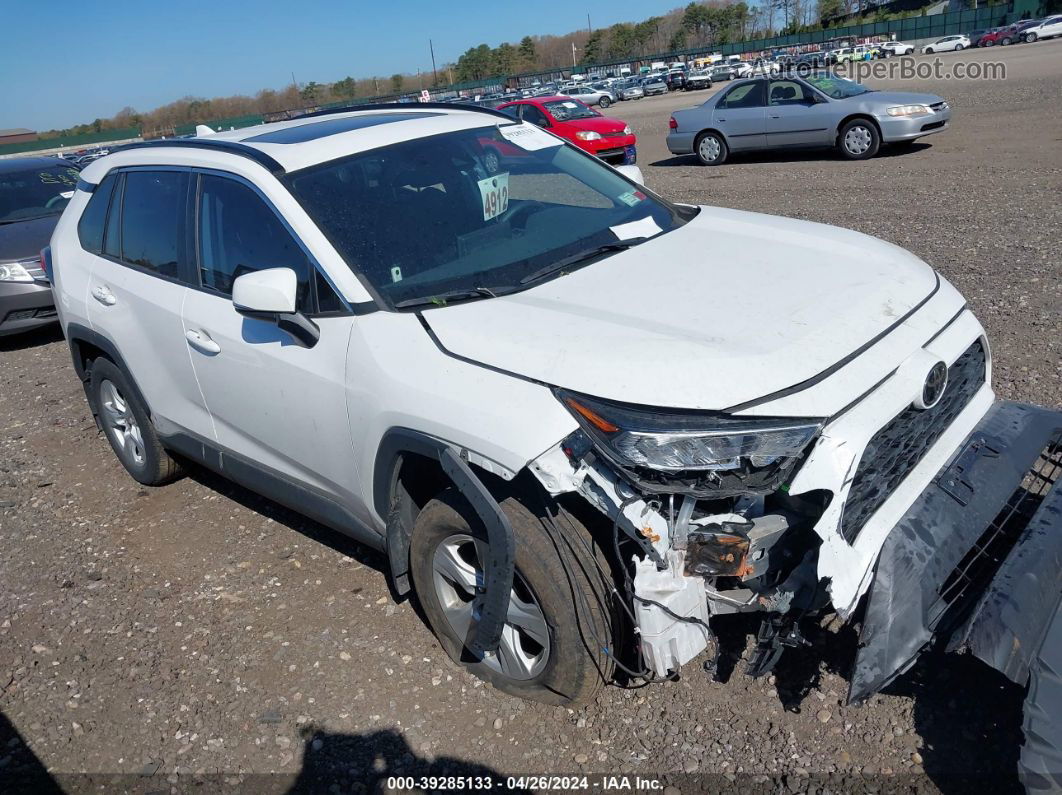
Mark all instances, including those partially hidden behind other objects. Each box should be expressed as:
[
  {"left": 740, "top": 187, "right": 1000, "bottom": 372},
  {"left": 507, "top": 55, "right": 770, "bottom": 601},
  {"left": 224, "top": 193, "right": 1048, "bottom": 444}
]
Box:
[
  {"left": 99, "top": 380, "right": 145, "bottom": 467},
  {"left": 431, "top": 533, "right": 550, "bottom": 680}
]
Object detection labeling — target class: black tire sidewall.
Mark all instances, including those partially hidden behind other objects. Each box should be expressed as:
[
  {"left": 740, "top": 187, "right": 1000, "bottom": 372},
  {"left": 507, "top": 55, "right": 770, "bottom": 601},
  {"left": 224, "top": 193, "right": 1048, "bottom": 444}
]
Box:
[
  {"left": 599, "top": 97, "right": 610, "bottom": 108},
  {"left": 695, "top": 131, "right": 727, "bottom": 166},
  {"left": 409, "top": 489, "right": 613, "bottom": 705}
]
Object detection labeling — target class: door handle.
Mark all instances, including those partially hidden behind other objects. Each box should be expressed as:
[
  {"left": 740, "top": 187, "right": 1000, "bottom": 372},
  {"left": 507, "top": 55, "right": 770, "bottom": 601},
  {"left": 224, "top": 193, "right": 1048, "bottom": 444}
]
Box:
[
  {"left": 91, "top": 286, "right": 116, "bottom": 306},
  {"left": 185, "top": 329, "right": 221, "bottom": 355},
  {"left": 770, "top": 114, "right": 781, "bottom": 119}
]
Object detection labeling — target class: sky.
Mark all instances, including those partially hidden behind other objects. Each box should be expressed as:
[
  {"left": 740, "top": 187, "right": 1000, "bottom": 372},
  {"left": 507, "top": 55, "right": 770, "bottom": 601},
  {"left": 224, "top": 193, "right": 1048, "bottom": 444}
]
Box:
[{"left": 1, "top": 0, "right": 684, "bottom": 131}]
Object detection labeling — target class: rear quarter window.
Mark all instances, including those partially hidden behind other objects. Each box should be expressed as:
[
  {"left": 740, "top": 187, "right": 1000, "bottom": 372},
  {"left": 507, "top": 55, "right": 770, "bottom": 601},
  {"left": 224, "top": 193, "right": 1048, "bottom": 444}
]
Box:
[{"left": 76, "top": 173, "right": 117, "bottom": 255}]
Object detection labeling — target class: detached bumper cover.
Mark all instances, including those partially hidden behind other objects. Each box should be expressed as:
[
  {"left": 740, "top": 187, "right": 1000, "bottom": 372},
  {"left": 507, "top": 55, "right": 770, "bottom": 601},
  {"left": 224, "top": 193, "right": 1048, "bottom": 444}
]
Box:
[{"left": 851, "top": 400, "right": 1062, "bottom": 785}]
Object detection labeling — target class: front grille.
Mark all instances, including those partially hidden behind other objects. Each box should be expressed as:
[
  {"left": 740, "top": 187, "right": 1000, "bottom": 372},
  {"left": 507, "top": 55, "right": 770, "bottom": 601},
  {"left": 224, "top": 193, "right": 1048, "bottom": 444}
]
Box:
[
  {"left": 931, "top": 432, "right": 1061, "bottom": 625},
  {"left": 840, "top": 339, "right": 987, "bottom": 543},
  {"left": 930, "top": 101, "right": 948, "bottom": 112},
  {"left": 920, "top": 120, "right": 946, "bottom": 132}
]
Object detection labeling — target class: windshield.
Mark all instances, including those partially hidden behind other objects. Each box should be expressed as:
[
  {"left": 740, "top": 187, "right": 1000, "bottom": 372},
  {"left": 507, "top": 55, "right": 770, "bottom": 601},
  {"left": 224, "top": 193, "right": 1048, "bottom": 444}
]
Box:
[
  {"left": 287, "top": 125, "right": 688, "bottom": 309},
  {"left": 804, "top": 74, "right": 870, "bottom": 98},
  {"left": 542, "top": 100, "right": 597, "bottom": 121},
  {"left": 0, "top": 164, "right": 79, "bottom": 223}
]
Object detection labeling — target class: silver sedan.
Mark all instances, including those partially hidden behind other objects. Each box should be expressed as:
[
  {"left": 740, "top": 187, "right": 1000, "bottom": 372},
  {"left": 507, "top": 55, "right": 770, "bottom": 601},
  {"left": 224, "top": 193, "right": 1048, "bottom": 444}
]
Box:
[{"left": 666, "top": 73, "right": 950, "bottom": 165}]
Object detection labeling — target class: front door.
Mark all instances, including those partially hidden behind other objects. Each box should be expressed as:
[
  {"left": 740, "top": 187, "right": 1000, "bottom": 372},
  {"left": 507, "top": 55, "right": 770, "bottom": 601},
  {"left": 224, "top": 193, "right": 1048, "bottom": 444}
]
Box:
[
  {"left": 765, "top": 80, "right": 833, "bottom": 147},
  {"left": 180, "top": 172, "right": 361, "bottom": 506},
  {"left": 713, "top": 80, "right": 767, "bottom": 150}
]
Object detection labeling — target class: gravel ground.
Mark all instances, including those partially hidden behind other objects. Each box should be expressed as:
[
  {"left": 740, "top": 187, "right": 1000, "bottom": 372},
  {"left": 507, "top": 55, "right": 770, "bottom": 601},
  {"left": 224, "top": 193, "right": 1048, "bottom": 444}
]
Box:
[{"left": 1, "top": 44, "right": 1059, "bottom": 793}]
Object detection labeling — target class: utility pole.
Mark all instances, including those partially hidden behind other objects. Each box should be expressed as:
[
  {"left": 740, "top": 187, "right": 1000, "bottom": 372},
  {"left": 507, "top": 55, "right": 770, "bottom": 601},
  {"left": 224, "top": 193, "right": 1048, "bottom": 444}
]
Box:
[
  {"left": 587, "top": 13, "right": 592, "bottom": 35},
  {"left": 429, "top": 39, "right": 439, "bottom": 86},
  {"left": 572, "top": 42, "right": 578, "bottom": 68},
  {"left": 291, "top": 71, "right": 298, "bottom": 94}
]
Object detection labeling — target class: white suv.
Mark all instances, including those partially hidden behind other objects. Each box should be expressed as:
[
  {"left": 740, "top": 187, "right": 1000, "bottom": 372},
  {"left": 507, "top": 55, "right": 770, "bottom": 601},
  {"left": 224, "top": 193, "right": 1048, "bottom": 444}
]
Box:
[{"left": 49, "top": 105, "right": 1061, "bottom": 712}]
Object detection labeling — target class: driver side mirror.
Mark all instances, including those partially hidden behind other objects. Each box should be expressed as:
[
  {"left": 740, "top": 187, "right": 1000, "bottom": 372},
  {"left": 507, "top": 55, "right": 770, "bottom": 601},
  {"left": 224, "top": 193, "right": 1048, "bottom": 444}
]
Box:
[{"left": 232, "top": 268, "right": 320, "bottom": 348}]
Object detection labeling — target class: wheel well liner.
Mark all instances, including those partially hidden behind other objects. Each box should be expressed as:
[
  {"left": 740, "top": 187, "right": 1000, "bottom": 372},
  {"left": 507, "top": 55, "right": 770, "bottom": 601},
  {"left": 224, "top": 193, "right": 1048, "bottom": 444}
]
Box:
[
  {"left": 836, "top": 114, "right": 882, "bottom": 142},
  {"left": 66, "top": 322, "right": 152, "bottom": 421},
  {"left": 374, "top": 428, "right": 516, "bottom": 656}
]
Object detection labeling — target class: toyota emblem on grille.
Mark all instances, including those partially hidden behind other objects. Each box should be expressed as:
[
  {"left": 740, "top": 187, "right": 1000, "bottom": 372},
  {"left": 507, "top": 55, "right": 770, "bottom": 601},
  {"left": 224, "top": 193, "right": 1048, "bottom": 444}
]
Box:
[{"left": 917, "top": 361, "right": 948, "bottom": 410}]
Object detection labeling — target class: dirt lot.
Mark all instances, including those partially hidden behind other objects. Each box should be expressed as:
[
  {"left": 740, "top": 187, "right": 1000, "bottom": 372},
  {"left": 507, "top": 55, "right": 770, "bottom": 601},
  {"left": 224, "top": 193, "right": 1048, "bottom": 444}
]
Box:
[{"left": 1, "top": 44, "right": 1060, "bottom": 793}]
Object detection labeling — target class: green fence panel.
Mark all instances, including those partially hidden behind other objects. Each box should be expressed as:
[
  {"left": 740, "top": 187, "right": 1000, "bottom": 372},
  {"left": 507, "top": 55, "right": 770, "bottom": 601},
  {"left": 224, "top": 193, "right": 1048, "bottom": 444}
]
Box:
[{"left": 0, "top": 126, "right": 141, "bottom": 156}]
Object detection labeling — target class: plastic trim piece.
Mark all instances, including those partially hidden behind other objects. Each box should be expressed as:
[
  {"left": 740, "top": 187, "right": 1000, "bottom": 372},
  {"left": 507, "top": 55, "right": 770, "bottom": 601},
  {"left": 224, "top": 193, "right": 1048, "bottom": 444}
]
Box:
[{"left": 112, "top": 139, "right": 285, "bottom": 175}]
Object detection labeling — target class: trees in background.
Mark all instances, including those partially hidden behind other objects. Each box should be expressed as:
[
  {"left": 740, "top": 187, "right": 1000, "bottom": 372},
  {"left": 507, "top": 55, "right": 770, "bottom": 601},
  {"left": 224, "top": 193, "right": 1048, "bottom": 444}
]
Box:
[{"left": 41, "top": 0, "right": 926, "bottom": 139}]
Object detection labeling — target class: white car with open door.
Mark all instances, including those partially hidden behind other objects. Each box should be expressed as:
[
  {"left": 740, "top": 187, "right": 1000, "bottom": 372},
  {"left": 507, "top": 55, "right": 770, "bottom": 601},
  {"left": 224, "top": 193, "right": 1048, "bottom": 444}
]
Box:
[{"left": 48, "top": 106, "right": 1062, "bottom": 781}]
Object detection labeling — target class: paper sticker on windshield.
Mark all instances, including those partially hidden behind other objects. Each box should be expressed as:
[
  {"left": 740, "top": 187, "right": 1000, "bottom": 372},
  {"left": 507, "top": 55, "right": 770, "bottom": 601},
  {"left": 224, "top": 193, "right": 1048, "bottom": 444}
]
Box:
[
  {"left": 610, "top": 216, "right": 662, "bottom": 241},
  {"left": 499, "top": 123, "right": 561, "bottom": 151},
  {"left": 617, "top": 190, "right": 646, "bottom": 207},
  {"left": 561, "top": 101, "right": 579, "bottom": 108},
  {"left": 478, "top": 172, "right": 509, "bottom": 221}
]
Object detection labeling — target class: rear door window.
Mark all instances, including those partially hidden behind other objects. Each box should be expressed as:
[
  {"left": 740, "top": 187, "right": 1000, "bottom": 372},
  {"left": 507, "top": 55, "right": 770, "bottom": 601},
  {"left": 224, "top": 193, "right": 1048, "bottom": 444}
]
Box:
[
  {"left": 119, "top": 170, "right": 188, "bottom": 278},
  {"left": 720, "top": 81, "right": 765, "bottom": 109}
]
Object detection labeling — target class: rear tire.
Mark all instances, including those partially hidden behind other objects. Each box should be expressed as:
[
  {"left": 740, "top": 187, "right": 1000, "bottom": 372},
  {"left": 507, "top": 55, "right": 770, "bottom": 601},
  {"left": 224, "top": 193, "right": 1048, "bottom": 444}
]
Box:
[
  {"left": 89, "top": 358, "right": 181, "bottom": 486},
  {"left": 410, "top": 488, "right": 616, "bottom": 706},
  {"left": 837, "top": 119, "right": 880, "bottom": 160},
  {"left": 925, "top": 47, "right": 934, "bottom": 54},
  {"left": 694, "top": 130, "right": 728, "bottom": 166},
  {"left": 955, "top": 43, "right": 965, "bottom": 50}
]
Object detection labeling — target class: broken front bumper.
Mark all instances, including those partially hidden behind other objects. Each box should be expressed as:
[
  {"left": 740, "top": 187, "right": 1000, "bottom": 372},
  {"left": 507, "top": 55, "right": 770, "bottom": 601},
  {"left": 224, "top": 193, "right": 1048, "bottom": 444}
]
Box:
[{"left": 851, "top": 400, "right": 1062, "bottom": 787}]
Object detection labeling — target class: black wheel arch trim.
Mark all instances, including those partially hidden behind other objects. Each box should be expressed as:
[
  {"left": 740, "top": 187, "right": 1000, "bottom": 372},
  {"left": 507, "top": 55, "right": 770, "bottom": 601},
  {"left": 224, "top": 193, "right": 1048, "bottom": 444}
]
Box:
[
  {"left": 66, "top": 322, "right": 152, "bottom": 423},
  {"left": 373, "top": 427, "right": 515, "bottom": 657}
]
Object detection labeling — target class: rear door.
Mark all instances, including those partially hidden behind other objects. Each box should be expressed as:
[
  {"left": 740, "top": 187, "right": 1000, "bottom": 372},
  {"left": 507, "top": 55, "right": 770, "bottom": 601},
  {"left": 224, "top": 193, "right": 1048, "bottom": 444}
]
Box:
[
  {"left": 179, "top": 171, "right": 360, "bottom": 505},
  {"left": 84, "top": 168, "right": 213, "bottom": 440},
  {"left": 765, "top": 79, "right": 833, "bottom": 147},
  {"left": 713, "top": 80, "right": 767, "bottom": 150}
]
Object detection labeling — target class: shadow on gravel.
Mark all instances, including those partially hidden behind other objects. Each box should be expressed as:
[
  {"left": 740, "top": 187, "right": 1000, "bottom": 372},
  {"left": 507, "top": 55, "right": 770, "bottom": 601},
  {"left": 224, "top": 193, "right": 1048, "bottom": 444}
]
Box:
[
  {"left": 288, "top": 727, "right": 528, "bottom": 793},
  {"left": 884, "top": 649, "right": 1024, "bottom": 795},
  {"left": 180, "top": 462, "right": 389, "bottom": 575},
  {"left": 0, "top": 324, "right": 63, "bottom": 352},
  {"left": 649, "top": 142, "right": 931, "bottom": 169},
  {"left": 709, "top": 612, "right": 859, "bottom": 713},
  {"left": 0, "top": 709, "right": 62, "bottom": 793}
]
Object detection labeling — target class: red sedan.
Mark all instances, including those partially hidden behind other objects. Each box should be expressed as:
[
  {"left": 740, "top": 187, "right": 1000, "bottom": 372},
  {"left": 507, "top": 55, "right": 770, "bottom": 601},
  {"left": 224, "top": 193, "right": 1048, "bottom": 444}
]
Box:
[{"left": 497, "top": 96, "right": 637, "bottom": 166}]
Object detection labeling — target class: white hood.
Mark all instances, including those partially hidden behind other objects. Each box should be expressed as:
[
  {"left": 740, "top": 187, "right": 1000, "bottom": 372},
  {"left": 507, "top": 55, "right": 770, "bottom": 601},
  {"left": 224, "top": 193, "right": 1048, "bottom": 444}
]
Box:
[{"left": 422, "top": 206, "right": 940, "bottom": 412}]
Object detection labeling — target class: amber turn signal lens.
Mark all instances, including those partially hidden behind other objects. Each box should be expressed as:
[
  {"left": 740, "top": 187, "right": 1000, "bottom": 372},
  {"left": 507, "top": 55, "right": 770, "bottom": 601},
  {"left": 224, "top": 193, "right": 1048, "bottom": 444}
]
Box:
[{"left": 564, "top": 397, "right": 620, "bottom": 433}]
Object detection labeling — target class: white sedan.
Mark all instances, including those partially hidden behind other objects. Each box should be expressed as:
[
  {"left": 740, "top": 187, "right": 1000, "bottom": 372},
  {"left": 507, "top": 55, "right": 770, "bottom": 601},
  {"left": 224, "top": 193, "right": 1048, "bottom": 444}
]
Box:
[{"left": 921, "top": 35, "right": 970, "bottom": 53}]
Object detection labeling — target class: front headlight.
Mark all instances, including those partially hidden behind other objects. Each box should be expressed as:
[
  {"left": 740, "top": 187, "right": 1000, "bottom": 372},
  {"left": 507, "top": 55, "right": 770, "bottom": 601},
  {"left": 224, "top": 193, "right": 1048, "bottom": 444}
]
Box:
[
  {"left": 886, "top": 104, "right": 931, "bottom": 117},
  {"left": 575, "top": 130, "right": 602, "bottom": 141},
  {"left": 0, "top": 262, "right": 34, "bottom": 283},
  {"left": 558, "top": 390, "right": 823, "bottom": 493},
  {"left": 622, "top": 125, "right": 633, "bottom": 136}
]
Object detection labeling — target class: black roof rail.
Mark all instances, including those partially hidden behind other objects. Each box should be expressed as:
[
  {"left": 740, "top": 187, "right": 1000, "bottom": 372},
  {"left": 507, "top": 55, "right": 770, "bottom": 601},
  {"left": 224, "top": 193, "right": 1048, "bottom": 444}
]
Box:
[
  {"left": 110, "top": 139, "right": 285, "bottom": 175},
  {"left": 283, "top": 101, "right": 518, "bottom": 124}
]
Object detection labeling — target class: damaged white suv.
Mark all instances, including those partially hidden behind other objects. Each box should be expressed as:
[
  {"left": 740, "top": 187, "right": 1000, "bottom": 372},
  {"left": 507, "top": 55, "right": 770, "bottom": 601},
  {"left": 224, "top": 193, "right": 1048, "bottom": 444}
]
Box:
[{"left": 50, "top": 106, "right": 1061, "bottom": 729}]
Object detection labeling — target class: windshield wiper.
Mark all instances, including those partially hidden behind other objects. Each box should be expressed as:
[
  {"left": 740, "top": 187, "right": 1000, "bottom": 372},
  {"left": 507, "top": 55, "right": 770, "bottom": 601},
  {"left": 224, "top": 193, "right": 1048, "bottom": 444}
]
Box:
[
  {"left": 519, "top": 237, "right": 645, "bottom": 285},
  {"left": 393, "top": 286, "right": 502, "bottom": 309}
]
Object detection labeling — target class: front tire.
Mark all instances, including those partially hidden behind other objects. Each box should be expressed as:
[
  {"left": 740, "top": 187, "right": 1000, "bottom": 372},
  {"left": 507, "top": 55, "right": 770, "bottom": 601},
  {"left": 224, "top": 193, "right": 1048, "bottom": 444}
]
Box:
[
  {"left": 694, "top": 130, "right": 728, "bottom": 166},
  {"left": 90, "top": 358, "right": 181, "bottom": 486},
  {"left": 1026, "top": 32, "right": 1037, "bottom": 42},
  {"left": 837, "top": 119, "right": 880, "bottom": 160},
  {"left": 410, "top": 489, "right": 616, "bottom": 706},
  {"left": 598, "top": 96, "right": 611, "bottom": 108}
]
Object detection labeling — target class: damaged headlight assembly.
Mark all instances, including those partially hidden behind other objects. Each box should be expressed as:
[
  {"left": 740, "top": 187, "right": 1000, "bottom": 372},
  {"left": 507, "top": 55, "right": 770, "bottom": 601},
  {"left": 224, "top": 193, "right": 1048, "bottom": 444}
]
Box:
[{"left": 557, "top": 389, "right": 824, "bottom": 497}]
